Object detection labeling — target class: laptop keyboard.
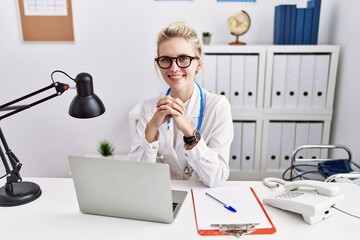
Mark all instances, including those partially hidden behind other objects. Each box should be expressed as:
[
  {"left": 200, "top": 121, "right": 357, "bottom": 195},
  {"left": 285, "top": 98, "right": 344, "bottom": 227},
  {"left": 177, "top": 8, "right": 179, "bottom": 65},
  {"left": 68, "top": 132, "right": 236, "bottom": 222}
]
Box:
[{"left": 172, "top": 202, "right": 178, "bottom": 212}]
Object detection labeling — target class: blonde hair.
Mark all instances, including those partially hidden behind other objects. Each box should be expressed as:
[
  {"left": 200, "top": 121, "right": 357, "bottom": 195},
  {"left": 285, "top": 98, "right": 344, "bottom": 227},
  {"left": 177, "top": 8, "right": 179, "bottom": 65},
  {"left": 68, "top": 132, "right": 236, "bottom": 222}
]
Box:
[{"left": 156, "top": 21, "right": 203, "bottom": 61}]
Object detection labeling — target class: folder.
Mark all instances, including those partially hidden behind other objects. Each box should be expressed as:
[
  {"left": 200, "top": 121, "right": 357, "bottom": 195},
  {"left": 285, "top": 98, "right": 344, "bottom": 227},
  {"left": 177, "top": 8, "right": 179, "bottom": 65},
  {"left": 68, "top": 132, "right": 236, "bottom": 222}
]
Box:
[
  {"left": 229, "top": 121, "right": 242, "bottom": 170},
  {"left": 266, "top": 122, "right": 282, "bottom": 170},
  {"left": 191, "top": 186, "right": 276, "bottom": 236},
  {"left": 241, "top": 122, "right": 256, "bottom": 170},
  {"left": 243, "top": 55, "right": 258, "bottom": 108},
  {"left": 312, "top": 54, "right": 330, "bottom": 108},
  {"left": 202, "top": 55, "right": 217, "bottom": 93},
  {"left": 284, "top": 54, "right": 301, "bottom": 108},
  {"left": 230, "top": 55, "right": 245, "bottom": 107},
  {"left": 271, "top": 54, "right": 287, "bottom": 108},
  {"left": 216, "top": 55, "right": 231, "bottom": 99},
  {"left": 298, "top": 54, "right": 316, "bottom": 108},
  {"left": 307, "top": 122, "right": 323, "bottom": 159},
  {"left": 280, "top": 122, "right": 296, "bottom": 170}
]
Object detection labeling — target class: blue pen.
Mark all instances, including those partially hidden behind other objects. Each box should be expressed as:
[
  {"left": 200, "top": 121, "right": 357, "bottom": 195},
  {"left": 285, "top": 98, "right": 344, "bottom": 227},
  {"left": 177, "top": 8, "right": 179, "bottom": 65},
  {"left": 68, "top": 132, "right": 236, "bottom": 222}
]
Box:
[{"left": 205, "top": 192, "right": 237, "bottom": 213}]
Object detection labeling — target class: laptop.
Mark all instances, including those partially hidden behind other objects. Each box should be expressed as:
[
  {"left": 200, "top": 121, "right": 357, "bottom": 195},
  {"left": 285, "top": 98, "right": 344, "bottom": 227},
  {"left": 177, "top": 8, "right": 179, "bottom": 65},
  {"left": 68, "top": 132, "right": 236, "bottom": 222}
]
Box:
[{"left": 68, "top": 155, "right": 187, "bottom": 223}]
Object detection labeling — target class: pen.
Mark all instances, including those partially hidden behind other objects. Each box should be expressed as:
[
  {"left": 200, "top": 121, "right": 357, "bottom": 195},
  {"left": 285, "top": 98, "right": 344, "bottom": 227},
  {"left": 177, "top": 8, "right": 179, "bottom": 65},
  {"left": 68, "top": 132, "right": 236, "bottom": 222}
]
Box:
[{"left": 205, "top": 192, "right": 237, "bottom": 213}]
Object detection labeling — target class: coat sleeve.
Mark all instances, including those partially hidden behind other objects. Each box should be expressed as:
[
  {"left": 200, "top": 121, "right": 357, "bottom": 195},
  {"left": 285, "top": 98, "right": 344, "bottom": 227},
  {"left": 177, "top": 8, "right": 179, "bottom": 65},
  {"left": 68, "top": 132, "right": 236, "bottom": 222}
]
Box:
[
  {"left": 127, "top": 100, "right": 158, "bottom": 163},
  {"left": 182, "top": 95, "right": 234, "bottom": 188}
]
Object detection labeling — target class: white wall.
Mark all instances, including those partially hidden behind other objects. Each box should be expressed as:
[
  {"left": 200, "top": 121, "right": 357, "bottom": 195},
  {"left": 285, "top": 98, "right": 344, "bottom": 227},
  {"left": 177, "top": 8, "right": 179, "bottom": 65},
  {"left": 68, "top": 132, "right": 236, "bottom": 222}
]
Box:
[{"left": 0, "top": 0, "right": 358, "bottom": 177}]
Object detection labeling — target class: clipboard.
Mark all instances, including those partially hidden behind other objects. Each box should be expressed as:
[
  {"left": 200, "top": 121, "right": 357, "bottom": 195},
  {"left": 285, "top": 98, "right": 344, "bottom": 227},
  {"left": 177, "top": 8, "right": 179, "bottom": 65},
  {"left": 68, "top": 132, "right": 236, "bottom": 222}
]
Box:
[{"left": 191, "top": 186, "right": 276, "bottom": 236}]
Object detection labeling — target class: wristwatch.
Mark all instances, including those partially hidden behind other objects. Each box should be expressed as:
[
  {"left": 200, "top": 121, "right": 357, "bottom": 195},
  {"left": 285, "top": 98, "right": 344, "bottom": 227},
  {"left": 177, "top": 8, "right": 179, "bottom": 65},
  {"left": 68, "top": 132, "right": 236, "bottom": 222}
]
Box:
[{"left": 183, "top": 130, "right": 201, "bottom": 145}]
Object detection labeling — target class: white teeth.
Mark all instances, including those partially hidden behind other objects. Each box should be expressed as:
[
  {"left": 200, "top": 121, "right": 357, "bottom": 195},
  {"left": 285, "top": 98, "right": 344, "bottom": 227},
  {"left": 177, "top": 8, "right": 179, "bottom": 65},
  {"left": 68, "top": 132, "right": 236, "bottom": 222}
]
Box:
[{"left": 169, "top": 76, "right": 182, "bottom": 80}]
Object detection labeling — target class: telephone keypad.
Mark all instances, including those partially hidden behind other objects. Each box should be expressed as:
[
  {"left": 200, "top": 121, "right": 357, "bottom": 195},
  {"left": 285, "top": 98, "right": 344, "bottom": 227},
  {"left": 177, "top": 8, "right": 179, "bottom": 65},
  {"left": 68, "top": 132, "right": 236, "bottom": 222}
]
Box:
[{"left": 275, "top": 191, "right": 304, "bottom": 200}]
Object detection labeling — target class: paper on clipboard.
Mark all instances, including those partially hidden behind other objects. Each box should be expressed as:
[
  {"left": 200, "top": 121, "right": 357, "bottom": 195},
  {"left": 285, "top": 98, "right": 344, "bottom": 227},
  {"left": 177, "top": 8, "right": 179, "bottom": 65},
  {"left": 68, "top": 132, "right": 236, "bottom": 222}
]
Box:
[{"left": 191, "top": 186, "right": 276, "bottom": 236}]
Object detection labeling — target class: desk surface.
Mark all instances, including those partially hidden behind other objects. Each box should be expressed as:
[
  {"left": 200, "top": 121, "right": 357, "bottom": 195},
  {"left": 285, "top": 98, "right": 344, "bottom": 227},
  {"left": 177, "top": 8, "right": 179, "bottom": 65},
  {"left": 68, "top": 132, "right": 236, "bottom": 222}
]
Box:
[{"left": 1, "top": 178, "right": 360, "bottom": 239}]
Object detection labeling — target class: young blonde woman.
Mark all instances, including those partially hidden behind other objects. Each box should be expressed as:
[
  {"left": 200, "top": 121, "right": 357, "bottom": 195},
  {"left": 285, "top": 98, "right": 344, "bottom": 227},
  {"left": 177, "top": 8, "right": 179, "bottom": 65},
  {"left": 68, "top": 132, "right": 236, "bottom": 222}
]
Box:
[{"left": 127, "top": 22, "right": 234, "bottom": 187}]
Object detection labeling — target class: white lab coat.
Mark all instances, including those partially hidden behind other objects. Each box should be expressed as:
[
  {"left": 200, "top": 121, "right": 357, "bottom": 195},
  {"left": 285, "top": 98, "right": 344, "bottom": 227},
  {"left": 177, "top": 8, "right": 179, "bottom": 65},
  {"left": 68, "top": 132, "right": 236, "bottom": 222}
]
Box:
[{"left": 127, "top": 83, "right": 234, "bottom": 187}]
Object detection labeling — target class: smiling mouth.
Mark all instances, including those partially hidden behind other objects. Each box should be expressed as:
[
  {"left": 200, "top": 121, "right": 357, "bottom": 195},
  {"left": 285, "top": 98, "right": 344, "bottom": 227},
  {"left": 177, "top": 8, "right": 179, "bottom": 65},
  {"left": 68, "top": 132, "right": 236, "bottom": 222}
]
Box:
[{"left": 168, "top": 75, "right": 184, "bottom": 81}]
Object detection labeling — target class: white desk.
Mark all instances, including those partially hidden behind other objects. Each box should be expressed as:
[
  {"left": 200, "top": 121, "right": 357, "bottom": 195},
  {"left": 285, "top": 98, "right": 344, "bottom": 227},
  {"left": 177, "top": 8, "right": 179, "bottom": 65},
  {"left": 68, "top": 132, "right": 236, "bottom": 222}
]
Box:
[{"left": 1, "top": 178, "right": 360, "bottom": 239}]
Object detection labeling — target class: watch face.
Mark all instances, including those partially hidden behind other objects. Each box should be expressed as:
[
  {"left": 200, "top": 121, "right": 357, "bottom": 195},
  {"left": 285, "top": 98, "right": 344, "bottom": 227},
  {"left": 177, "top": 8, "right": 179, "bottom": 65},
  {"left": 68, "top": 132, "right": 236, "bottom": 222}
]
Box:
[{"left": 195, "top": 130, "right": 201, "bottom": 141}]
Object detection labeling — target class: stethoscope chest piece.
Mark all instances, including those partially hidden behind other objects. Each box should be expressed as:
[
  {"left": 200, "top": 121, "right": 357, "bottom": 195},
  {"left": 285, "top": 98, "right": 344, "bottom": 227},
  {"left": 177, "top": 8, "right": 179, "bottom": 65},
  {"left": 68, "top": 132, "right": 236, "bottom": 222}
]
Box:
[{"left": 184, "top": 165, "right": 193, "bottom": 174}]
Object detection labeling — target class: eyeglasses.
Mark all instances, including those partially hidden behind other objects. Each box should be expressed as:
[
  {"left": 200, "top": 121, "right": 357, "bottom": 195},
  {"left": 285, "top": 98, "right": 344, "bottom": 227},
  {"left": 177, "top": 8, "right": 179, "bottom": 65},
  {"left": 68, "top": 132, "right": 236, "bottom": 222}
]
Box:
[{"left": 155, "top": 55, "right": 199, "bottom": 69}]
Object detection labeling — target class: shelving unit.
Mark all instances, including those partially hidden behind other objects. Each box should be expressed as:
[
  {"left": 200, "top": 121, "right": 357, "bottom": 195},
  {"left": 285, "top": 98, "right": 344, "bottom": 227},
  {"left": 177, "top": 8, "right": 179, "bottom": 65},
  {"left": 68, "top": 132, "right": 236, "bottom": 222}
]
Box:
[{"left": 128, "top": 45, "right": 340, "bottom": 181}]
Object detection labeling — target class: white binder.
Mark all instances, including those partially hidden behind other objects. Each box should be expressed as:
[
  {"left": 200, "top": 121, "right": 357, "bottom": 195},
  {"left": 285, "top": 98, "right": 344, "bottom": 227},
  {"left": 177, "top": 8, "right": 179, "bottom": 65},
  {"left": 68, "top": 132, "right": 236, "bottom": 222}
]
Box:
[
  {"left": 241, "top": 122, "right": 256, "bottom": 170},
  {"left": 229, "top": 121, "right": 242, "bottom": 170},
  {"left": 284, "top": 55, "right": 301, "bottom": 108},
  {"left": 216, "top": 55, "right": 231, "bottom": 99},
  {"left": 203, "top": 55, "right": 217, "bottom": 93},
  {"left": 230, "top": 55, "right": 245, "bottom": 107},
  {"left": 243, "top": 55, "right": 258, "bottom": 108},
  {"left": 294, "top": 122, "right": 310, "bottom": 159},
  {"left": 271, "top": 54, "right": 287, "bottom": 108},
  {"left": 280, "top": 122, "right": 296, "bottom": 170},
  {"left": 298, "top": 55, "right": 316, "bottom": 108},
  {"left": 307, "top": 122, "right": 323, "bottom": 159},
  {"left": 266, "top": 122, "right": 282, "bottom": 170},
  {"left": 312, "top": 54, "right": 330, "bottom": 108}
]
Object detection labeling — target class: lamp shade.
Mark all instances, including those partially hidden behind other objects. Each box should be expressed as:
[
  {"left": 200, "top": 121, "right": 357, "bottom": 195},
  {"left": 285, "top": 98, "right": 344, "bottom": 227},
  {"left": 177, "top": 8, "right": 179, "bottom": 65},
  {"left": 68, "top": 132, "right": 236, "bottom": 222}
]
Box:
[{"left": 68, "top": 72, "right": 105, "bottom": 118}]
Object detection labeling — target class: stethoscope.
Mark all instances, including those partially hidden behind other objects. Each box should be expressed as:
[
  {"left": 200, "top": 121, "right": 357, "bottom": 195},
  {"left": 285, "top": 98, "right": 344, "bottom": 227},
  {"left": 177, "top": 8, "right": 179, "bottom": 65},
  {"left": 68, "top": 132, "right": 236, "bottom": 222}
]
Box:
[{"left": 160, "top": 82, "right": 205, "bottom": 174}]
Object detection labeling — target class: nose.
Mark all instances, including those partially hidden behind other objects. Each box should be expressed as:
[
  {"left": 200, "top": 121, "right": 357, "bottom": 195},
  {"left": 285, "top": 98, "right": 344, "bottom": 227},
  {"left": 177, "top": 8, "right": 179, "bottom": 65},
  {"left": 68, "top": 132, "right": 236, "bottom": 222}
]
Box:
[{"left": 169, "top": 59, "right": 180, "bottom": 71}]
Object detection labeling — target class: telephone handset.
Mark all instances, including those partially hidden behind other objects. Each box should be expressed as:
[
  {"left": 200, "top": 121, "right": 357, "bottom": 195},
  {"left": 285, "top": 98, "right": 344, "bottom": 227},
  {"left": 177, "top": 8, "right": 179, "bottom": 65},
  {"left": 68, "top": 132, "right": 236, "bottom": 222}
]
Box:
[{"left": 263, "top": 178, "right": 344, "bottom": 224}]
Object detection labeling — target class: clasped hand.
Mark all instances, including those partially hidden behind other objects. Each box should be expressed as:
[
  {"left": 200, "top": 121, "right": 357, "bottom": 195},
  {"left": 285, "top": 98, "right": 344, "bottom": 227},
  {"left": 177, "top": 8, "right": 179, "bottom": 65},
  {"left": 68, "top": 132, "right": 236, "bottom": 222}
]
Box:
[{"left": 153, "top": 96, "right": 193, "bottom": 136}]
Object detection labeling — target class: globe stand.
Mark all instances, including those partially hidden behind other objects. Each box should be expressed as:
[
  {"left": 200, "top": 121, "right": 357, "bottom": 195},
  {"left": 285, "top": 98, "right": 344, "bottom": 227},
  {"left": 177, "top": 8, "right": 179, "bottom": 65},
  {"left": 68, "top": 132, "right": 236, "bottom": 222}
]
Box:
[{"left": 229, "top": 34, "right": 246, "bottom": 45}]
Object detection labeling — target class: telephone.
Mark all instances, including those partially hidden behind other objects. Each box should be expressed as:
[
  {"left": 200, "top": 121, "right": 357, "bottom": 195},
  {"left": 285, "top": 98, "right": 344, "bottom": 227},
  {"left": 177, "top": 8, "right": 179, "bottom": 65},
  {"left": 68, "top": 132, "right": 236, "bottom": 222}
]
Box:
[{"left": 262, "top": 178, "right": 344, "bottom": 224}]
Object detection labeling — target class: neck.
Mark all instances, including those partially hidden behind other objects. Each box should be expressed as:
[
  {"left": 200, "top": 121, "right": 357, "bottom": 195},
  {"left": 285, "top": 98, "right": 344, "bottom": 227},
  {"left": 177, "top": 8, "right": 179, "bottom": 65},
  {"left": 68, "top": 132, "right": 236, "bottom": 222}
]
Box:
[{"left": 170, "top": 84, "right": 194, "bottom": 103}]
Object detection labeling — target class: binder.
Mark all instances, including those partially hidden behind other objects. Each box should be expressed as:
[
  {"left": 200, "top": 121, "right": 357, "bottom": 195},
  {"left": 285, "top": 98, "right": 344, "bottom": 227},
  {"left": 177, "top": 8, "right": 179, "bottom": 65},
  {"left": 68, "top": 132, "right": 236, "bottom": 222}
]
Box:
[
  {"left": 302, "top": 7, "right": 314, "bottom": 45},
  {"left": 216, "top": 55, "right": 231, "bottom": 99},
  {"left": 284, "top": 54, "right": 301, "bottom": 108},
  {"left": 271, "top": 54, "right": 287, "bottom": 108},
  {"left": 308, "top": 0, "right": 322, "bottom": 44},
  {"left": 241, "top": 122, "right": 256, "bottom": 170},
  {"left": 266, "top": 122, "right": 282, "bottom": 170},
  {"left": 294, "top": 122, "right": 310, "bottom": 159},
  {"left": 312, "top": 54, "right": 330, "bottom": 108},
  {"left": 298, "top": 54, "right": 316, "bottom": 108},
  {"left": 203, "top": 55, "right": 217, "bottom": 93},
  {"left": 284, "top": 5, "right": 296, "bottom": 44},
  {"left": 295, "top": 8, "right": 305, "bottom": 44},
  {"left": 307, "top": 122, "right": 323, "bottom": 159},
  {"left": 191, "top": 186, "right": 276, "bottom": 236},
  {"left": 229, "top": 121, "right": 242, "bottom": 170},
  {"left": 280, "top": 122, "right": 296, "bottom": 170},
  {"left": 243, "top": 55, "right": 258, "bottom": 108},
  {"left": 230, "top": 55, "right": 245, "bottom": 107},
  {"left": 274, "top": 5, "right": 286, "bottom": 44},
  {"left": 289, "top": 5, "right": 297, "bottom": 44}
]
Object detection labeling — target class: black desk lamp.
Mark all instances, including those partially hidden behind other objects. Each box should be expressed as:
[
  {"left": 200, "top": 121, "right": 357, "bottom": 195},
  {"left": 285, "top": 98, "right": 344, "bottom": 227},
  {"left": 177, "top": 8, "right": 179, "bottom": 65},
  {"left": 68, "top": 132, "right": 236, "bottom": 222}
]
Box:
[{"left": 0, "top": 70, "right": 105, "bottom": 207}]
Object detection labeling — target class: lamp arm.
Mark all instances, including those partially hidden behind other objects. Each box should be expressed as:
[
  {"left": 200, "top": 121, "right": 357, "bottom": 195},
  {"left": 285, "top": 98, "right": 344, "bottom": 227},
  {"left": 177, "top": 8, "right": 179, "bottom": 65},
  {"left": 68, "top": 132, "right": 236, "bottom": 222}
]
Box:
[
  {"left": 0, "top": 82, "right": 70, "bottom": 121},
  {"left": 0, "top": 81, "right": 70, "bottom": 189}
]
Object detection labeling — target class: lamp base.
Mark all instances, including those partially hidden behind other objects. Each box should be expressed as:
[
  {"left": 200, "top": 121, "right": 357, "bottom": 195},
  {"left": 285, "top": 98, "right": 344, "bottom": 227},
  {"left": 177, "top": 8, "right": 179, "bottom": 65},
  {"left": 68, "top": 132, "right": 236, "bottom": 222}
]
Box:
[{"left": 0, "top": 181, "right": 42, "bottom": 207}]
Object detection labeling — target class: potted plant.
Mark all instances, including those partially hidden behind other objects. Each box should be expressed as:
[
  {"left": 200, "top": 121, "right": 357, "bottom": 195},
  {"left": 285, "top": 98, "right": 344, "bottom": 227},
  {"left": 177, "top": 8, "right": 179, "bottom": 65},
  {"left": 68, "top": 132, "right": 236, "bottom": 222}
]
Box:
[
  {"left": 202, "top": 32, "right": 212, "bottom": 45},
  {"left": 98, "top": 140, "right": 115, "bottom": 157}
]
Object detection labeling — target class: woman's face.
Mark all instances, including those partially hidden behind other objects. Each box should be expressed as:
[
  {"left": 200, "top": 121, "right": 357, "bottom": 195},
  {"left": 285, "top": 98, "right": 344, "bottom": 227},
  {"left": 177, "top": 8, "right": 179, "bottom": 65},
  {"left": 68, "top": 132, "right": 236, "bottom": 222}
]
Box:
[{"left": 157, "top": 37, "right": 201, "bottom": 96}]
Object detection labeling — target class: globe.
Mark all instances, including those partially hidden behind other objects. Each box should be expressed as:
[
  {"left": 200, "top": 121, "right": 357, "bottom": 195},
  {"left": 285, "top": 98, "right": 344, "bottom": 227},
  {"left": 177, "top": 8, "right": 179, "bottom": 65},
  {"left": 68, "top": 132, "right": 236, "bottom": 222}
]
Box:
[{"left": 227, "top": 10, "right": 251, "bottom": 45}]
